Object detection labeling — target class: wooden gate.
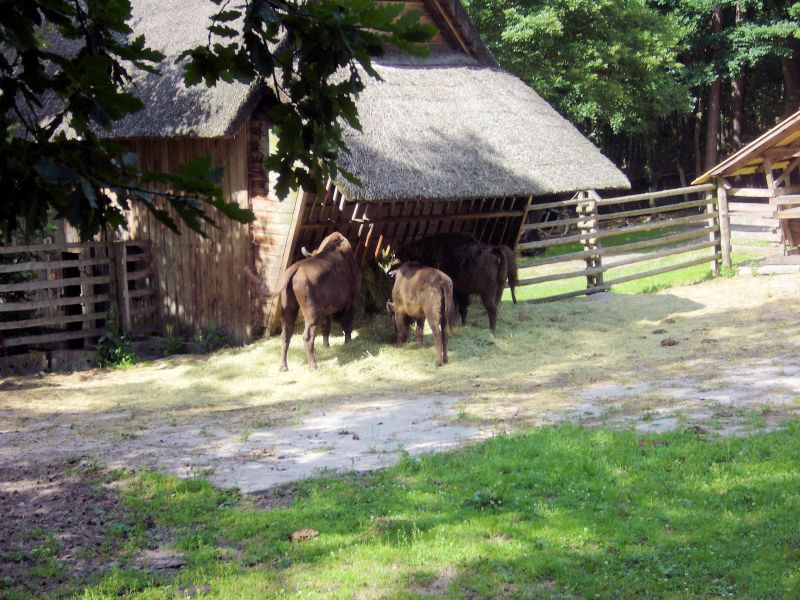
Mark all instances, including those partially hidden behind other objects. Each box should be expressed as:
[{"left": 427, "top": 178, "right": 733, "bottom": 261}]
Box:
[{"left": 516, "top": 184, "right": 730, "bottom": 302}]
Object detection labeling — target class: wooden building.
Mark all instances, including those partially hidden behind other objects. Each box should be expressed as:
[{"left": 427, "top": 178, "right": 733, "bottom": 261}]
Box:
[
  {"left": 694, "top": 108, "right": 800, "bottom": 257},
  {"left": 98, "top": 0, "right": 629, "bottom": 343}
]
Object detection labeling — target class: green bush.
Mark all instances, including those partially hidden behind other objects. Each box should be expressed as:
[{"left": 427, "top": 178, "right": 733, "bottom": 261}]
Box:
[
  {"left": 96, "top": 331, "right": 136, "bottom": 368},
  {"left": 161, "top": 334, "right": 185, "bottom": 356},
  {"left": 96, "top": 304, "right": 136, "bottom": 368},
  {"left": 194, "top": 325, "right": 227, "bottom": 353}
]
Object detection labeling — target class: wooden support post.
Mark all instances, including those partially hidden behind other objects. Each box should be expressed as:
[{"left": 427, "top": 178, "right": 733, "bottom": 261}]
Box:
[
  {"left": 765, "top": 157, "right": 796, "bottom": 254},
  {"left": 112, "top": 242, "right": 132, "bottom": 332},
  {"left": 512, "top": 196, "right": 533, "bottom": 249},
  {"left": 716, "top": 178, "right": 732, "bottom": 269},
  {"left": 764, "top": 158, "right": 776, "bottom": 191},
  {"left": 578, "top": 191, "right": 603, "bottom": 293},
  {"left": 705, "top": 190, "right": 720, "bottom": 276}
]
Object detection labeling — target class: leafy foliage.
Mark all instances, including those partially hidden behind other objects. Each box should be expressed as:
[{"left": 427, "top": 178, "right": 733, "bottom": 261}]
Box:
[
  {"left": 0, "top": 0, "right": 252, "bottom": 241},
  {"left": 1, "top": 0, "right": 432, "bottom": 241},
  {"left": 465, "top": 0, "right": 691, "bottom": 137},
  {"left": 96, "top": 331, "right": 136, "bottom": 368},
  {"left": 465, "top": 0, "right": 800, "bottom": 185},
  {"left": 161, "top": 334, "right": 186, "bottom": 357},
  {"left": 95, "top": 304, "right": 136, "bottom": 368},
  {"left": 194, "top": 324, "right": 228, "bottom": 353}
]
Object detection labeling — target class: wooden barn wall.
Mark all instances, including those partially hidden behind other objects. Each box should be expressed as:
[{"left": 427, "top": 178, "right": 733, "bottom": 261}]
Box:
[
  {"left": 247, "top": 119, "right": 305, "bottom": 338},
  {"left": 121, "top": 130, "right": 252, "bottom": 344}
]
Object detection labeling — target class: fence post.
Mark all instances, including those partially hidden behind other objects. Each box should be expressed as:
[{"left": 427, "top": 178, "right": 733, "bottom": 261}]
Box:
[
  {"left": 513, "top": 196, "right": 533, "bottom": 250},
  {"left": 112, "top": 242, "right": 132, "bottom": 332},
  {"left": 578, "top": 190, "right": 603, "bottom": 294},
  {"left": 715, "top": 177, "right": 732, "bottom": 269},
  {"left": 706, "top": 190, "right": 720, "bottom": 276}
]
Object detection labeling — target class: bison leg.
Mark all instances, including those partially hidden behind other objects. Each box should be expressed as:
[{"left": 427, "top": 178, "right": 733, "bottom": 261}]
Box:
[
  {"left": 454, "top": 291, "right": 469, "bottom": 326},
  {"left": 395, "top": 314, "right": 410, "bottom": 347},
  {"left": 321, "top": 316, "right": 332, "bottom": 348},
  {"left": 415, "top": 319, "right": 425, "bottom": 347},
  {"left": 340, "top": 310, "right": 354, "bottom": 343},
  {"left": 431, "top": 323, "right": 444, "bottom": 367},
  {"left": 441, "top": 319, "right": 449, "bottom": 365},
  {"left": 302, "top": 322, "right": 320, "bottom": 370},
  {"left": 423, "top": 306, "right": 446, "bottom": 367},
  {"left": 480, "top": 289, "right": 499, "bottom": 334},
  {"left": 279, "top": 303, "right": 299, "bottom": 372}
]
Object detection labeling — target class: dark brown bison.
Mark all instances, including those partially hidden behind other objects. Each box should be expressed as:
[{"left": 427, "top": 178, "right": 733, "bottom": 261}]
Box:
[
  {"left": 395, "top": 233, "right": 518, "bottom": 333},
  {"left": 386, "top": 263, "right": 456, "bottom": 366},
  {"left": 245, "top": 231, "right": 361, "bottom": 371}
]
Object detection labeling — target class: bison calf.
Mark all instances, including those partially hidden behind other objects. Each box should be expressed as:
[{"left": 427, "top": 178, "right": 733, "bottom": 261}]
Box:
[{"left": 386, "top": 263, "right": 456, "bottom": 367}]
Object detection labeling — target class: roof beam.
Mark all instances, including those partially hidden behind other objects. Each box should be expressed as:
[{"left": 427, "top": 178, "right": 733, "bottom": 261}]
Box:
[
  {"left": 423, "top": 0, "right": 472, "bottom": 57},
  {"left": 764, "top": 145, "right": 800, "bottom": 160}
]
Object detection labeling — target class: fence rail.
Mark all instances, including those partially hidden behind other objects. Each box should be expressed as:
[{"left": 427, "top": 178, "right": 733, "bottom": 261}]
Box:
[
  {"left": 516, "top": 185, "right": 728, "bottom": 303},
  {"left": 0, "top": 240, "right": 155, "bottom": 351}
]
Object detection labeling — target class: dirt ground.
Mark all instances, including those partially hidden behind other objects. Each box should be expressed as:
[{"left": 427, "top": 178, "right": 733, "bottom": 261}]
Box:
[
  {"left": 0, "top": 459, "right": 134, "bottom": 596},
  {"left": 2, "top": 273, "right": 800, "bottom": 593}
]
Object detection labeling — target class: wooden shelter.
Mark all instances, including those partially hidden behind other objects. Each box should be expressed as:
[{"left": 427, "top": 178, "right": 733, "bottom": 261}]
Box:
[
  {"left": 86, "top": 0, "right": 629, "bottom": 342},
  {"left": 694, "top": 109, "right": 800, "bottom": 256}
]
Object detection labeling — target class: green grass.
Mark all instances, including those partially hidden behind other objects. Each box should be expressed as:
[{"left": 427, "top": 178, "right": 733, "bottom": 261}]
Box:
[{"left": 56, "top": 424, "right": 800, "bottom": 599}]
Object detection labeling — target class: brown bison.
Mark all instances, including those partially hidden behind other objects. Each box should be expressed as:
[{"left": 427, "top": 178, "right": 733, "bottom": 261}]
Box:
[
  {"left": 245, "top": 231, "right": 361, "bottom": 371},
  {"left": 386, "top": 263, "right": 456, "bottom": 366},
  {"left": 395, "top": 233, "right": 518, "bottom": 333}
]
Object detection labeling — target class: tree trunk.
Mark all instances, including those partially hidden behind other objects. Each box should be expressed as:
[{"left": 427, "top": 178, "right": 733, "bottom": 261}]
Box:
[
  {"left": 783, "top": 37, "right": 800, "bottom": 118},
  {"left": 730, "top": 2, "right": 744, "bottom": 150},
  {"left": 694, "top": 108, "right": 703, "bottom": 178},
  {"left": 704, "top": 4, "right": 723, "bottom": 171},
  {"left": 731, "top": 78, "right": 744, "bottom": 149}
]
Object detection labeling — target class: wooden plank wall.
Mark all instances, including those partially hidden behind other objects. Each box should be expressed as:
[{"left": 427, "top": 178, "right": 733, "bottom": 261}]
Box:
[
  {"left": 112, "top": 240, "right": 158, "bottom": 333},
  {"left": 0, "top": 242, "right": 113, "bottom": 350},
  {"left": 122, "top": 128, "right": 252, "bottom": 344}
]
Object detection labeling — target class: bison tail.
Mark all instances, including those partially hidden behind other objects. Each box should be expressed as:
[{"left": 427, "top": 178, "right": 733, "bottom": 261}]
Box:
[
  {"left": 443, "top": 285, "right": 457, "bottom": 334},
  {"left": 501, "top": 245, "right": 518, "bottom": 304}
]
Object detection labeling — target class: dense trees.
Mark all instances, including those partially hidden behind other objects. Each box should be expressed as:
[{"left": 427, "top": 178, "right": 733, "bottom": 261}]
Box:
[
  {"left": 465, "top": 0, "right": 800, "bottom": 187},
  {"left": 1, "top": 0, "right": 431, "bottom": 241}
]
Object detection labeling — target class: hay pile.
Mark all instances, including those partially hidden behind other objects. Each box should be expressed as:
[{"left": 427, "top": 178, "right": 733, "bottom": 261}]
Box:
[{"left": 357, "top": 260, "right": 394, "bottom": 319}]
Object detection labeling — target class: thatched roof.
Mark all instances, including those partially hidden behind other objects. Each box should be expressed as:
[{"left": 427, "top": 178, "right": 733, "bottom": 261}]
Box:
[
  {"left": 110, "top": 0, "right": 262, "bottom": 138},
  {"left": 30, "top": 0, "right": 260, "bottom": 139},
  {"left": 693, "top": 108, "right": 800, "bottom": 184},
  {"left": 333, "top": 54, "right": 630, "bottom": 201}
]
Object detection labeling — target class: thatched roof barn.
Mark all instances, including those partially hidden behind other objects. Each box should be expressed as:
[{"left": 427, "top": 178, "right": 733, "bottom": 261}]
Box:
[{"left": 69, "top": 0, "right": 629, "bottom": 342}]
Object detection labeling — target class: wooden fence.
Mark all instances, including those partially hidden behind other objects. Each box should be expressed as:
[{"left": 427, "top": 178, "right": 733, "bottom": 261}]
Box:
[
  {"left": 516, "top": 184, "right": 729, "bottom": 302},
  {"left": 0, "top": 241, "right": 154, "bottom": 351}
]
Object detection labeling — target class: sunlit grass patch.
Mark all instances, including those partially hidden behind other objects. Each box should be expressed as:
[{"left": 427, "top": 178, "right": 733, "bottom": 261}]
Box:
[{"left": 65, "top": 424, "right": 800, "bottom": 599}]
